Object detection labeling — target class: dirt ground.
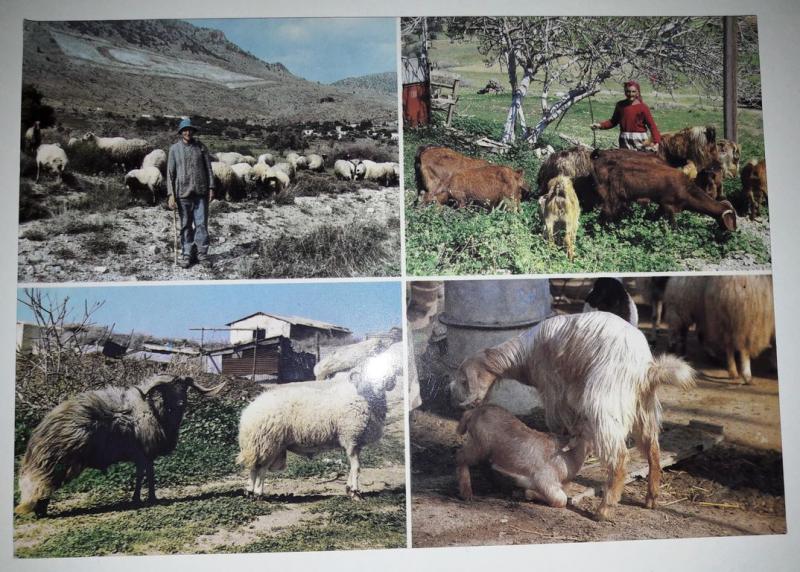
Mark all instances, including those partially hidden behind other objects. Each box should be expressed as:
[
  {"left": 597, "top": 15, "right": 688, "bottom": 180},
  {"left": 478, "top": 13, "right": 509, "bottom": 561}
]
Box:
[
  {"left": 17, "top": 184, "right": 401, "bottom": 282},
  {"left": 410, "top": 316, "right": 785, "bottom": 547}
]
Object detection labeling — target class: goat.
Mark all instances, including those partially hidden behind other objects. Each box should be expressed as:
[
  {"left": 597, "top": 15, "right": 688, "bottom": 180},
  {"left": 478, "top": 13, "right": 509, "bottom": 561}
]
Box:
[
  {"left": 583, "top": 277, "right": 638, "bottom": 326},
  {"left": 428, "top": 164, "right": 529, "bottom": 210},
  {"left": 535, "top": 146, "right": 598, "bottom": 209},
  {"left": 654, "top": 125, "right": 720, "bottom": 171},
  {"left": 539, "top": 175, "right": 580, "bottom": 260},
  {"left": 450, "top": 311, "right": 695, "bottom": 520},
  {"left": 415, "top": 146, "right": 490, "bottom": 204},
  {"left": 741, "top": 158, "right": 768, "bottom": 220},
  {"left": 456, "top": 405, "right": 589, "bottom": 508},
  {"left": 15, "top": 375, "right": 225, "bottom": 516}
]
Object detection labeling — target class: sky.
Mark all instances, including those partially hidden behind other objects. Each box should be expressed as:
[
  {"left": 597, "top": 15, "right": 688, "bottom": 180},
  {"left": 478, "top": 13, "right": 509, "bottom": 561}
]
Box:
[
  {"left": 186, "top": 18, "right": 397, "bottom": 84},
  {"left": 17, "top": 282, "right": 402, "bottom": 345}
]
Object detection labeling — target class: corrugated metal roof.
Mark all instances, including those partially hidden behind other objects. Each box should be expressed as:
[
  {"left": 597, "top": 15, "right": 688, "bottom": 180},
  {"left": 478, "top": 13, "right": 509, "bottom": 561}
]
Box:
[{"left": 225, "top": 312, "right": 351, "bottom": 334}]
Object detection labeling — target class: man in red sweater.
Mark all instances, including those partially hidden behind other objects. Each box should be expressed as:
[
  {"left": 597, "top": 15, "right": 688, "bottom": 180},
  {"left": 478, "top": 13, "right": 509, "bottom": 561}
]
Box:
[{"left": 591, "top": 80, "right": 661, "bottom": 151}]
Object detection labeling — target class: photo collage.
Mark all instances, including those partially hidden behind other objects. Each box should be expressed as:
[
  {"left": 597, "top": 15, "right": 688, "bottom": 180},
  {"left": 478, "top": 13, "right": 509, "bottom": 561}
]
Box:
[{"left": 8, "top": 12, "right": 787, "bottom": 563}]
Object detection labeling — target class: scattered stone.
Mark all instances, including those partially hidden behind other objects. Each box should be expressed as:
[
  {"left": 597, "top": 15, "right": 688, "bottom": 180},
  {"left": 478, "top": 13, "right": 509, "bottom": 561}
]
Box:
[{"left": 93, "top": 266, "right": 108, "bottom": 274}]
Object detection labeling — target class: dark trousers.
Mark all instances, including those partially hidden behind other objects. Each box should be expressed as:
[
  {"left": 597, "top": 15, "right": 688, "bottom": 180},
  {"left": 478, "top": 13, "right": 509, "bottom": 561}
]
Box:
[{"left": 178, "top": 194, "right": 209, "bottom": 258}]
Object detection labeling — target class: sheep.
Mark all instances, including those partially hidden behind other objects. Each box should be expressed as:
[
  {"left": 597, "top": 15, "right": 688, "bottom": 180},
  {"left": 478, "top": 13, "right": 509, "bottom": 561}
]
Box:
[
  {"left": 67, "top": 137, "right": 78, "bottom": 148},
  {"left": 539, "top": 175, "right": 580, "bottom": 261},
  {"left": 141, "top": 149, "right": 167, "bottom": 175},
  {"left": 211, "top": 161, "right": 241, "bottom": 201},
  {"left": 305, "top": 153, "right": 325, "bottom": 171},
  {"left": 450, "top": 311, "right": 695, "bottom": 521},
  {"left": 241, "top": 155, "right": 257, "bottom": 166},
  {"left": 701, "top": 275, "right": 775, "bottom": 384},
  {"left": 456, "top": 405, "right": 589, "bottom": 508},
  {"left": 35, "top": 143, "right": 68, "bottom": 182},
  {"left": 24, "top": 121, "right": 41, "bottom": 154},
  {"left": 252, "top": 162, "right": 289, "bottom": 196},
  {"left": 236, "top": 346, "right": 400, "bottom": 499},
  {"left": 582, "top": 277, "right": 638, "bottom": 326},
  {"left": 285, "top": 152, "right": 308, "bottom": 170},
  {"left": 81, "top": 132, "right": 152, "bottom": 171},
  {"left": 15, "top": 375, "right": 225, "bottom": 517},
  {"left": 334, "top": 159, "right": 357, "bottom": 181},
  {"left": 257, "top": 153, "right": 275, "bottom": 166},
  {"left": 314, "top": 338, "right": 389, "bottom": 380},
  {"left": 213, "top": 151, "right": 247, "bottom": 166},
  {"left": 272, "top": 161, "right": 296, "bottom": 181},
  {"left": 741, "top": 158, "right": 768, "bottom": 220},
  {"left": 663, "top": 276, "right": 708, "bottom": 356},
  {"left": 356, "top": 160, "right": 400, "bottom": 186},
  {"left": 124, "top": 166, "right": 164, "bottom": 205}
]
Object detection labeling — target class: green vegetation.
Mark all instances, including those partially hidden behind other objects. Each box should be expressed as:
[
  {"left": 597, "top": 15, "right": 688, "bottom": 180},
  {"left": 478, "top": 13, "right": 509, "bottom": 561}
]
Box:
[{"left": 405, "top": 37, "right": 769, "bottom": 275}]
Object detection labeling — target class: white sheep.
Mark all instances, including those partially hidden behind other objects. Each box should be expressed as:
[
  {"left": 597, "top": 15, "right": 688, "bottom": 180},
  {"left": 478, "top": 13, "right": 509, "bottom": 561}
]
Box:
[
  {"left": 124, "top": 166, "right": 164, "bottom": 204},
  {"left": 35, "top": 143, "right": 68, "bottom": 182},
  {"left": 285, "top": 152, "right": 308, "bottom": 170},
  {"left": 141, "top": 149, "right": 167, "bottom": 174},
  {"left": 213, "top": 151, "right": 247, "bottom": 166},
  {"left": 305, "top": 153, "right": 325, "bottom": 171},
  {"left": 230, "top": 163, "right": 255, "bottom": 197},
  {"left": 81, "top": 132, "right": 152, "bottom": 171},
  {"left": 211, "top": 161, "right": 240, "bottom": 201},
  {"left": 314, "top": 338, "right": 388, "bottom": 380},
  {"left": 355, "top": 160, "right": 399, "bottom": 186},
  {"left": 663, "top": 276, "right": 708, "bottom": 356},
  {"left": 272, "top": 161, "right": 296, "bottom": 181},
  {"left": 252, "top": 162, "right": 289, "bottom": 195},
  {"left": 237, "top": 346, "right": 400, "bottom": 499},
  {"left": 241, "top": 155, "right": 257, "bottom": 166},
  {"left": 257, "top": 153, "right": 275, "bottom": 166},
  {"left": 334, "top": 159, "right": 357, "bottom": 181},
  {"left": 67, "top": 137, "right": 78, "bottom": 148}
]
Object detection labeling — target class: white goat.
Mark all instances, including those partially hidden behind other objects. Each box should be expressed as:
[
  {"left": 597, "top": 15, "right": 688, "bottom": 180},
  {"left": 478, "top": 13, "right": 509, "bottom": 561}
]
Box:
[{"left": 450, "top": 311, "right": 694, "bottom": 521}]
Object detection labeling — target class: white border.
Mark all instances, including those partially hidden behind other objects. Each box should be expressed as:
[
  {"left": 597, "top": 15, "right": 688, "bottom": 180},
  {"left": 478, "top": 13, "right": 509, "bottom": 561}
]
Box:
[{"left": 2, "top": 1, "right": 800, "bottom": 571}]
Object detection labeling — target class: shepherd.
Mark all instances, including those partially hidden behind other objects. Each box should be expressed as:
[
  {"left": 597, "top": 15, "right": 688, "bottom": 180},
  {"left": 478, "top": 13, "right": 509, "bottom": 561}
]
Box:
[
  {"left": 590, "top": 80, "right": 661, "bottom": 151},
  {"left": 167, "top": 117, "right": 216, "bottom": 269}
]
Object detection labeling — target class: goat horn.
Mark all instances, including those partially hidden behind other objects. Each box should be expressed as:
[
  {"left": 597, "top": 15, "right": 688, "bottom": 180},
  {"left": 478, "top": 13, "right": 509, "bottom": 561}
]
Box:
[
  {"left": 186, "top": 377, "right": 226, "bottom": 396},
  {"left": 137, "top": 374, "right": 176, "bottom": 397}
]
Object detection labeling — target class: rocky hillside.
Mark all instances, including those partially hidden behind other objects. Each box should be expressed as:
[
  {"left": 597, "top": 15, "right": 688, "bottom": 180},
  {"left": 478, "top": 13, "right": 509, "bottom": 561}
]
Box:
[
  {"left": 22, "top": 19, "right": 397, "bottom": 124},
  {"left": 332, "top": 71, "right": 397, "bottom": 97}
]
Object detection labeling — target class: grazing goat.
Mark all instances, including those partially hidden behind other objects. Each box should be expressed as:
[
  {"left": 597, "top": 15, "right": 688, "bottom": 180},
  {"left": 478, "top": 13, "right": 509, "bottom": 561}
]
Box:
[
  {"left": 456, "top": 405, "right": 589, "bottom": 508},
  {"left": 741, "top": 158, "right": 768, "bottom": 220},
  {"left": 15, "top": 375, "right": 225, "bottom": 517},
  {"left": 663, "top": 276, "right": 708, "bottom": 356},
  {"left": 450, "top": 311, "right": 695, "bottom": 521},
  {"left": 539, "top": 175, "right": 580, "bottom": 260},
  {"left": 583, "top": 277, "right": 638, "bottom": 326},
  {"left": 591, "top": 149, "right": 737, "bottom": 231},
  {"left": 237, "top": 345, "right": 400, "bottom": 499},
  {"left": 717, "top": 139, "right": 741, "bottom": 179},
  {"left": 535, "top": 146, "right": 598, "bottom": 209},
  {"left": 680, "top": 160, "right": 698, "bottom": 181},
  {"left": 415, "top": 146, "right": 490, "bottom": 204},
  {"left": 428, "top": 164, "right": 529, "bottom": 210},
  {"left": 695, "top": 163, "right": 724, "bottom": 200},
  {"left": 701, "top": 275, "right": 774, "bottom": 384},
  {"left": 655, "top": 125, "right": 720, "bottom": 171}
]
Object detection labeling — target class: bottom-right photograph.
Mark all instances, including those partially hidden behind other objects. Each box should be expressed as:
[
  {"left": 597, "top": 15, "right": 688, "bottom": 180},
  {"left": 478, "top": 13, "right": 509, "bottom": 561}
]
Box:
[{"left": 407, "top": 275, "right": 784, "bottom": 546}]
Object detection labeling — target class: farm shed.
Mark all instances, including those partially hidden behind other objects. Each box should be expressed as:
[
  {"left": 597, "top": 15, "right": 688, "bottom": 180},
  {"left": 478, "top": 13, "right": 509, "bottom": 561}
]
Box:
[
  {"left": 225, "top": 312, "right": 351, "bottom": 346},
  {"left": 210, "top": 336, "right": 316, "bottom": 382}
]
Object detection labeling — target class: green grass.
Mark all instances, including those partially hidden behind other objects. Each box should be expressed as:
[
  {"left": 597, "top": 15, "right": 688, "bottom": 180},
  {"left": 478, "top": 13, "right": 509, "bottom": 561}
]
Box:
[{"left": 405, "top": 44, "right": 770, "bottom": 275}]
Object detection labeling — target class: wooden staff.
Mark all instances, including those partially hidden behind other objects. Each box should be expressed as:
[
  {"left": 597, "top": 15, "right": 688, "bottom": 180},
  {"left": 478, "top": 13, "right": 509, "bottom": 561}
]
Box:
[{"left": 172, "top": 204, "right": 178, "bottom": 265}]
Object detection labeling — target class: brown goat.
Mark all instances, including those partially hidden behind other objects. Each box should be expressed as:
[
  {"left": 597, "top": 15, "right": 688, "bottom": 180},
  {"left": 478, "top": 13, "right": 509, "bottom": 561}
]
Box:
[
  {"left": 591, "top": 149, "right": 737, "bottom": 231},
  {"left": 535, "top": 146, "right": 598, "bottom": 209},
  {"left": 415, "top": 146, "right": 490, "bottom": 204},
  {"left": 654, "top": 125, "right": 720, "bottom": 171},
  {"left": 695, "top": 163, "right": 724, "bottom": 200},
  {"left": 741, "top": 158, "right": 768, "bottom": 220},
  {"left": 456, "top": 405, "right": 589, "bottom": 508},
  {"left": 427, "top": 164, "right": 529, "bottom": 210}
]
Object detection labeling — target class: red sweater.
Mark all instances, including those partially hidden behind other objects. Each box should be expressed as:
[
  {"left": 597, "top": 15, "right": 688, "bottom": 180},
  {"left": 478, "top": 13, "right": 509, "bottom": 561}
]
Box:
[{"left": 599, "top": 99, "right": 661, "bottom": 144}]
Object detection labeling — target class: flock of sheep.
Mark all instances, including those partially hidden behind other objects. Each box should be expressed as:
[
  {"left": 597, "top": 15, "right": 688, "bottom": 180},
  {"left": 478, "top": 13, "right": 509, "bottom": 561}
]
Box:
[
  {"left": 15, "top": 340, "right": 402, "bottom": 517},
  {"left": 26, "top": 125, "right": 401, "bottom": 206},
  {"left": 414, "top": 125, "right": 768, "bottom": 262}
]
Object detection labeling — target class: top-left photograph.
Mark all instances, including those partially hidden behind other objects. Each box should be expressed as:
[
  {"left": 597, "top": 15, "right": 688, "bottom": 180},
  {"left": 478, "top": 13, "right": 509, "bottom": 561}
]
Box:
[{"left": 17, "top": 18, "right": 401, "bottom": 282}]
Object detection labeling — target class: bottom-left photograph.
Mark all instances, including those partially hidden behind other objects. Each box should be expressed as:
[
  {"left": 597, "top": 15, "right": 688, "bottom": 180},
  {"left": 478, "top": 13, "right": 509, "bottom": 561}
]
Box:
[{"left": 13, "top": 281, "right": 406, "bottom": 557}]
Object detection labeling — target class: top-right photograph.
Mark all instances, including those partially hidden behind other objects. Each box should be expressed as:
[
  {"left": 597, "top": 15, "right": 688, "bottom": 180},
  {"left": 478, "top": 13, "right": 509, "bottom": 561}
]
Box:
[{"left": 402, "top": 16, "right": 769, "bottom": 276}]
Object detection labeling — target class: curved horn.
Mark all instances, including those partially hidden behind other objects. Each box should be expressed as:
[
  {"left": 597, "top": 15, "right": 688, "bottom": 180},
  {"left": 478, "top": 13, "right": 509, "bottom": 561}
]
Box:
[
  {"left": 136, "top": 374, "right": 176, "bottom": 398},
  {"left": 185, "top": 377, "right": 226, "bottom": 397}
]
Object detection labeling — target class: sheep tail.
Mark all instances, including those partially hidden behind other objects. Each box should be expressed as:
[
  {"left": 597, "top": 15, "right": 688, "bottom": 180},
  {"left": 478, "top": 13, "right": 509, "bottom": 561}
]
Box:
[
  {"left": 647, "top": 354, "right": 696, "bottom": 391},
  {"left": 457, "top": 409, "right": 476, "bottom": 436}
]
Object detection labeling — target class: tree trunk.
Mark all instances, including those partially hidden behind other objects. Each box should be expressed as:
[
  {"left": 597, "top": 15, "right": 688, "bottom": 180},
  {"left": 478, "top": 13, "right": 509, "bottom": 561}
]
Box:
[
  {"left": 501, "top": 72, "right": 532, "bottom": 143},
  {"left": 524, "top": 85, "right": 600, "bottom": 145}
]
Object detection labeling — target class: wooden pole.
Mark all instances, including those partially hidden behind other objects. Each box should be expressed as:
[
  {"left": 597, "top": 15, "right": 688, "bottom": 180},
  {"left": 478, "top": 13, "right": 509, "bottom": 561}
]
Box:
[
  {"left": 723, "top": 16, "right": 738, "bottom": 142},
  {"left": 251, "top": 337, "right": 258, "bottom": 381}
]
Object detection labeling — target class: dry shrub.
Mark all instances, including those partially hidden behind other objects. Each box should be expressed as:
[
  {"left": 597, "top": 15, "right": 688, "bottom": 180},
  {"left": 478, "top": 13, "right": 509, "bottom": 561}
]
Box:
[{"left": 332, "top": 142, "right": 396, "bottom": 164}]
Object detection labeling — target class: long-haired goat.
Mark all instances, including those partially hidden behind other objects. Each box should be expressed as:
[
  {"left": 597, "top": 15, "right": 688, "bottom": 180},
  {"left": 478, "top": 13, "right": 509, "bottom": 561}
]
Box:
[
  {"left": 741, "top": 158, "right": 768, "bottom": 220},
  {"left": 591, "top": 149, "right": 737, "bottom": 231},
  {"left": 535, "top": 146, "right": 598, "bottom": 209},
  {"left": 701, "top": 275, "right": 775, "bottom": 384},
  {"left": 539, "top": 175, "right": 580, "bottom": 261},
  {"left": 582, "top": 277, "right": 638, "bottom": 326},
  {"left": 237, "top": 345, "right": 400, "bottom": 499},
  {"left": 456, "top": 404, "right": 589, "bottom": 508},
  {"left": 450, "top": 311, "right": 695, "bottom": 521},
  {"left": 717, "top": 139, "right": 741, "bottom": 179},
  {"left": 15, "top": 375, "right": 225, "bottom": 517},
  {"left": 655, "top": 125, "right": 720, "bottom": 171}
]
